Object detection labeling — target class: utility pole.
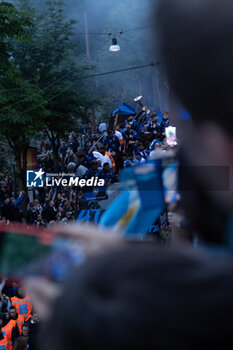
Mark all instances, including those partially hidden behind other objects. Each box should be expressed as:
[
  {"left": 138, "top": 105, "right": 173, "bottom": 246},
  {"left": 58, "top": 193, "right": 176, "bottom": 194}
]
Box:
[
  {"left": 83, "top": 0, "right": 90, "bottom": 59},
  {"left": 83, "top": 1, "right": 97, "bottom": 132},
  {"left": 84, "top": 12, "right": 90, "bottom": 58}
]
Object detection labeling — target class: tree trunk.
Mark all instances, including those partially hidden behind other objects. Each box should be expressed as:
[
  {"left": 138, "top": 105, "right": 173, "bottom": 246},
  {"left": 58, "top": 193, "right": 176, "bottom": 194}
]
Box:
[
  {"left": 7, "top": 137, "right": 28, "bottom": 192},
  {"left": 21, "top": 145, "right": 28, "bottom": 191},
  {"left": 90, "top": 108, "right": 96, "bottom": 134},
  {"left": 14, "top": 148, "right": 26, "bottom": 191},
  {"left": 45, "top": 129, "right": 60, "bottom": 172},
  {"left": 52, "top": 139, "right": 60, "bottom": 172}
]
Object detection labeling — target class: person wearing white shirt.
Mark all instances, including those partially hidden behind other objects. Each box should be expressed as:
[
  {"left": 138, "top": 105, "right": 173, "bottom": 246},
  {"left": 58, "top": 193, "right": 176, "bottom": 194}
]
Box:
[
  {"left": 93, "top": 147, "right": 112, "bottom": 168},
  {"left": 115, "top": 127, "right": 124, "bottom": 151}
]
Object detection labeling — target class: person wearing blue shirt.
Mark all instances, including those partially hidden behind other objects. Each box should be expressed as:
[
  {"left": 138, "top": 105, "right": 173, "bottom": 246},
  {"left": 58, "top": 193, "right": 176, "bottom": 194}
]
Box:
[
  {"left": 58, "top": 141, "right": 67, "bottom": 158},
  {"left": 84, "top": 160, "right": 103, "bottom": 180},
  {"left": 125, "top": 115, "right": 134, "bottom": 127},
  {"left": 87, "top": 152, "right": 96, "bottom": 165},
  {"left": 103, "top": 130, "right": 120, "bottom": 154},
  {"left": 134, "top": 152, "right": 146, "bottom": 164},
  {"left": 161, "top": 112, "right": 170, "bottom": 131},
  {"left": 14, "top": 191, "right": 24, "bottom": 210},
  {"left": 133, "top": 143, "right": 146, "bottom": 158},
  {"left": 149, "top": 138, "right": 163, "bottom": 151},
  {"left": 102, "top": 163, "right": 116, "bottom": 185},
  {"left": 127, "top": 128, "right": 138, "bottom": 153},
  {"left": 147, "top": 114, "right": 159, "bottom": 137},
  {"left": 131, "top": 119, "right": 139, "bottom": 132},
  {"left": 156, "top": 112, "right": 170, "bottom": 141},
  {"left": 119, "top": 123, "right": 129, "bottom": 140},
  {"left": 138, "top": 143, "right": 150, "bottom": 159},
  {"left": 125, "top": 116, "right": 138, "bottom": 131}
]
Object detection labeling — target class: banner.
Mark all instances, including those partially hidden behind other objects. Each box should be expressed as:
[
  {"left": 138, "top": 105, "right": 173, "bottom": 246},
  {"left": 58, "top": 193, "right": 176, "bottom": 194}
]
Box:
[{"left": 76, "top": 209, "right": 105, "bottom": 225}]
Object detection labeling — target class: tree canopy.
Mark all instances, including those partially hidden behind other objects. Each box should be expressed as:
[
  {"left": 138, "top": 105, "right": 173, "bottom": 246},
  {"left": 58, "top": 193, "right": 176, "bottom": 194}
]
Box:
[{"left": 0, "top": 0, "right": 97, "bottom": 187}]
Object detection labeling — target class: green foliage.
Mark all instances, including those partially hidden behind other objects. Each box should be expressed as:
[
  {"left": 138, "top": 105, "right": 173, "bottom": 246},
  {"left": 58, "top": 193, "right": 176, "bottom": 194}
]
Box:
[
  {"left": 0, "top": 1, "right": 46, "bottom": 140},
  {"left": 0, "top": 1, "right": 98, "bottom": 176},
  {"left": 0, "top": 1, "right": 32, "bottom": 72},
  {"left": 0, "top": 2, "right": 32, "bottom": 41},
  {"left": 0, "top": 139, "right": 14, "bottom": 174},
  {"left": 12, "top": 0, "right": 96, "bottom": 145}
]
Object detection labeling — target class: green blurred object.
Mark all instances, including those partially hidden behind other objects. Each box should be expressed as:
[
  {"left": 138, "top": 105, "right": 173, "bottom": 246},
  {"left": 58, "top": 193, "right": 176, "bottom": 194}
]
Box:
[{"left": 0, "top": 232, "right": 51, "bottom": 276}]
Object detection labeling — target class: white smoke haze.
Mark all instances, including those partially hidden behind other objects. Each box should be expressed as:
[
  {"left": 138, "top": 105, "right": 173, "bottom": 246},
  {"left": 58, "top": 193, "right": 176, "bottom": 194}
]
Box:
[
  {"left": 13, "top": 0, "right": 169, "bottom": 118},
  {"left": 65, "top": 0, "right": 169, "bottom": 114}
]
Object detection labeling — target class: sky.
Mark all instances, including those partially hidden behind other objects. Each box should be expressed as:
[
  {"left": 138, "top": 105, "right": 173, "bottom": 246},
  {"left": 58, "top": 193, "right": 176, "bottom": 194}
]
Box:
[
  {"left": 65, "top": 0, "right": 168, "bottom": 113},
  {"left": 14, "top": 0, "right": 169, "bottom": 114}
]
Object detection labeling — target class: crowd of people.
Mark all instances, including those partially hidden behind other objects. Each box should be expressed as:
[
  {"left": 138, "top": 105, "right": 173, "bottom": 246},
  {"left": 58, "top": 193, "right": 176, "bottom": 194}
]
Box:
[
  {"left": 1, "top": 0, "right": 233, "bottom": 348},
  {"left": 0, "top": 282, "right": 40, "bottom": 350},
  {"left": 0, "top": 109, "right": 171, "bottom": 227},
  {"left": 0, "top": 108, "right": 173, "bottom": 350}
]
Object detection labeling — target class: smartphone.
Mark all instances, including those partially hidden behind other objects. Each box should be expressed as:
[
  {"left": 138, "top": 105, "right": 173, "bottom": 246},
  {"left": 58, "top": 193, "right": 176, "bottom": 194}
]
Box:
[
  {"left": 165, "top": 126, "right": 177, "bottom": 146},
  {"left": 0, "top": 224, "right": 85, "bottom": 282}
]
